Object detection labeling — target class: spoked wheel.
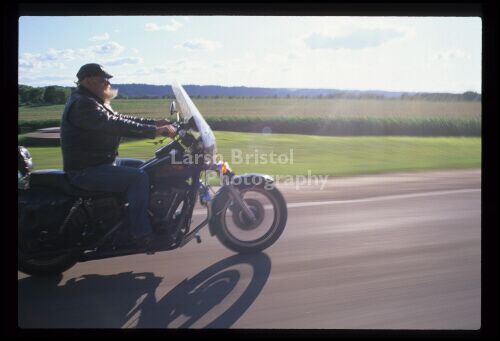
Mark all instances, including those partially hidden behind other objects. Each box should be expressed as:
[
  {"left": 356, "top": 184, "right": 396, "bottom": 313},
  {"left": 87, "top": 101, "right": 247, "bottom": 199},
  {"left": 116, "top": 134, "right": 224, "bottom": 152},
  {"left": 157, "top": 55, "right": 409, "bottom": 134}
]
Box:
[{"left": 213, "top": 184, "right": 287, "bottom": 253}]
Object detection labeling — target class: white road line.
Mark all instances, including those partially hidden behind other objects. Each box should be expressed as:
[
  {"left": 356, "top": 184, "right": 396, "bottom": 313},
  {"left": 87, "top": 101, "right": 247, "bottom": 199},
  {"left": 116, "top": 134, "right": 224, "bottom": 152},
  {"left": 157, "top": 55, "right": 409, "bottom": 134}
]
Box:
[
  {"left": 286, "top": 188, "right": 480, "bottom": 209},
  {"left": 191, "top": 188, "right": 480, "bottom": 216}
]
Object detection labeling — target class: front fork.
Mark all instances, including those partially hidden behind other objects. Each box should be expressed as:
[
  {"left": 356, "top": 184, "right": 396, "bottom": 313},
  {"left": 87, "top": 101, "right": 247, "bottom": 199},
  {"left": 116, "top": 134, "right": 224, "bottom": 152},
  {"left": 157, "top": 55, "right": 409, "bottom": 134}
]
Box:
[
  {"left": 203, "top": 166, "right": 258, "bottom": 224},
  {"left": 226, "top": 184, "right": 257, "bottom": 223}
]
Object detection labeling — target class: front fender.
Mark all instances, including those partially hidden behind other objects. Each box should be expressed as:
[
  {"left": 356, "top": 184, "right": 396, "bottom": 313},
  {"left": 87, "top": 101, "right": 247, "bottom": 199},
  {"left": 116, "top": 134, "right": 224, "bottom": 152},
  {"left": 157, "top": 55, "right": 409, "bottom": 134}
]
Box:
[
  {"left": 208, "top": 173, "right": 274, "bottom": 236},
  {"left": 231, "top": 173, "right": 275, "bottom": 186}
]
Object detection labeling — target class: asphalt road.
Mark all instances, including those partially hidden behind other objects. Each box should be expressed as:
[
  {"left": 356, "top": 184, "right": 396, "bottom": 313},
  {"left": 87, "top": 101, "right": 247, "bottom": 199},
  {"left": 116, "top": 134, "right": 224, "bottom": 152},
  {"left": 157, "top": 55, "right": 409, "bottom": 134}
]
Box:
[{"left": 18, "top": 169, "right": 481, "bottom": 329}]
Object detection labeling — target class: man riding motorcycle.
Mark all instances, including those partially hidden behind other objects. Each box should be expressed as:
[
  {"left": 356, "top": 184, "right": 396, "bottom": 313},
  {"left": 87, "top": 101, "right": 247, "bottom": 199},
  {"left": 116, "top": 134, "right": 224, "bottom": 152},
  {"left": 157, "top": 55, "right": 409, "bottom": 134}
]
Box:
[{"left": 60, "top": 63, "right": 177, "bottom": 249}]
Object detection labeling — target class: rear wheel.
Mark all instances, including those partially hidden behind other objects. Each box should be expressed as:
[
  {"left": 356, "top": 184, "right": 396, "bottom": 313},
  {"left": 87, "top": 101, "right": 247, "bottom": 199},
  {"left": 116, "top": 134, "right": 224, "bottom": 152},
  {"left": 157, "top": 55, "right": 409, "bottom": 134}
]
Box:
[
  {"left": 18, "top": 248, "right": 77, "bottom": 276},
  {"left": 18, "top": 209, "right": 77, "bottom": 276},
  {"left": 213, "top": 184, "right": 287, "bottom": 253}
]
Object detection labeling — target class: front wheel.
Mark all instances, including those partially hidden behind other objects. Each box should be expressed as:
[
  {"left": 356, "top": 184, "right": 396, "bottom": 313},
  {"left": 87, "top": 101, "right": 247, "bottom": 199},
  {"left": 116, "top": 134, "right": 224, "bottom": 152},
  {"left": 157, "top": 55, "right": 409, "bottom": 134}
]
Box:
[{"left": 213, "top": 184, "right": 287, "bottom": 253}]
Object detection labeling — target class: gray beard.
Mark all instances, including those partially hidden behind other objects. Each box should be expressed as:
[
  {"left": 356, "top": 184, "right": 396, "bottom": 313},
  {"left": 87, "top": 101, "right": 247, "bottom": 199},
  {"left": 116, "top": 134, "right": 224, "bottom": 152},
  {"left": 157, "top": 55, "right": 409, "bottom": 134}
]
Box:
[{"left": 102, "top": 87, "right": 119, "bottom": 102}]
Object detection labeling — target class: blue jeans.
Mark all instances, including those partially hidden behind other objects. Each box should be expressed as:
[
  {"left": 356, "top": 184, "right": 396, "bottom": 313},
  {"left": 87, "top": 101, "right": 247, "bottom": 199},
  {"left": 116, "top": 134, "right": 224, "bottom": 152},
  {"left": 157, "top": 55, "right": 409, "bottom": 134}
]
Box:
[{"left": 67, "top": 163, "right": 152, "bottom": 238}]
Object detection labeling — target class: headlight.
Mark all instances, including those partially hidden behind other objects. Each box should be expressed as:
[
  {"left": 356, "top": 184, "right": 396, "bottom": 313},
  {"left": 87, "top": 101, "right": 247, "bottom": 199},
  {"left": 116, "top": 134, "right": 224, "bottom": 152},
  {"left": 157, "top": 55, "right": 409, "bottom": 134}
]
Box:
[
  {"left": 221, "top": 162, "right": 232, "bottom": 175},
  {"left": 209, "top": 161, "right": 232, "bottom": 176}
]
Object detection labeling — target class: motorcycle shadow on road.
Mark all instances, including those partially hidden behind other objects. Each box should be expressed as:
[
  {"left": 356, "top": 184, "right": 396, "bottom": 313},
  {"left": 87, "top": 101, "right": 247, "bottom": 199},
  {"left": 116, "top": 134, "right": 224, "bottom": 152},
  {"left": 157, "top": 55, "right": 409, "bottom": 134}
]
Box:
[{"left": 18, "top": 252, "right": 271, "bottom": 328}]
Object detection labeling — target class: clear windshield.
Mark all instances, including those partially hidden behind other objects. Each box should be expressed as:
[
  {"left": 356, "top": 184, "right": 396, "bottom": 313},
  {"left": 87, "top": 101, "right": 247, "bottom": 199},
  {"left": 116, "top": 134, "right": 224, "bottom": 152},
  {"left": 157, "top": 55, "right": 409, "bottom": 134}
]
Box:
[{"left": 171, "top": 81, "right": 217, "bottom": 161}]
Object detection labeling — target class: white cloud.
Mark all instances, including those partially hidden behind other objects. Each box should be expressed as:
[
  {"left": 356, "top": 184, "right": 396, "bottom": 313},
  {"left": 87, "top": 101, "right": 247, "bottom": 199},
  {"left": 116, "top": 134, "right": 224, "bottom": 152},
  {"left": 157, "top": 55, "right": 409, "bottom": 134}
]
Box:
[
  {"left": 89, "top": 33, "right": 110, "bottom": 42},
  {"left": 158, "top": 60, "right": 206, "bottom": 73},
  {"left": 431, "top": 49, "right": 471, "bottom": 61},
  {"left": 144, "top": 23, "right": 159, "bottom": 31},
  {"left": 152, "top": 66, "right": 170, "bottom": 74},
  {"left": 175, "top": 39, "right": 221, "bottom": 52},
  {"left": 19, "top": 50, "right": 71, "bottom": 73},
  {"left": 145, "top": 19, "right": 183, "bottom": 32},
  {"left": 128, "top": 60, "right": 208, "bottom": 77},
  {"left": 128, "top": 66, "right": 170, "bottom": 77},
  {"left": 304, "top": 28, "right": 406, "bottom": 50},
  {"left": 19, "top": 74, "right": 75, "bottom": 86},
  {"left": 105, "top": 57, "right": 143, "bottom": 66},
  {"left": 122, "top": 60, "right": 209, "bottom": 83},
  {"left": 92, "top": 41, "right": 125, "bottom": 57},
  {"left": 38, "top": 48, "right": 77, "bottom": 62},
  {"left": 19, "top": 42, "right": 126, "bottom": 74}
]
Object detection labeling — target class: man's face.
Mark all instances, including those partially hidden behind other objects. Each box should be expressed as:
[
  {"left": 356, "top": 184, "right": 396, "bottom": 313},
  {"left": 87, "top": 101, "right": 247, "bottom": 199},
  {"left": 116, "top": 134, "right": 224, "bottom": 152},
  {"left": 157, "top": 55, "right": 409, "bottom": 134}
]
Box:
[{"left": 83, "top": 76, "right": 118, "bottom": 102}]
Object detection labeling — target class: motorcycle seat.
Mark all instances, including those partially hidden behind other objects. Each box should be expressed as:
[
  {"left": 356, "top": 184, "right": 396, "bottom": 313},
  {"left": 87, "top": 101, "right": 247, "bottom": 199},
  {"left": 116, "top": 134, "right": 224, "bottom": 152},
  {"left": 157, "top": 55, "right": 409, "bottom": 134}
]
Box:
[
  {"left": 29, "top": 170, "right": 110, "bottom": 197},
  {"left": 114, "top": 157, "right": 145, "bottom": 168}
]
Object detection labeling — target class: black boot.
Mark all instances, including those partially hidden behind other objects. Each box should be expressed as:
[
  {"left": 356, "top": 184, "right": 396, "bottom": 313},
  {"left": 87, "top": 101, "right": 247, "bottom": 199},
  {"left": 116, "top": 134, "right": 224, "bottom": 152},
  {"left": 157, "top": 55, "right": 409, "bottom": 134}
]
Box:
[{"left": 133, "top": 233, "right": 154, "bottom": 250}]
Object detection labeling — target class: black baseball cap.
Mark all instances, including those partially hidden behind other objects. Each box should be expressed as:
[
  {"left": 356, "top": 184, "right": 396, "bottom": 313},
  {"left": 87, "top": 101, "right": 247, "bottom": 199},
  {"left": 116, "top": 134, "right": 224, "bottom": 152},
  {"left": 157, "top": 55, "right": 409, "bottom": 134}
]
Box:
[{"left": 76, "top": 63, "right": 113, "bottom": 81}]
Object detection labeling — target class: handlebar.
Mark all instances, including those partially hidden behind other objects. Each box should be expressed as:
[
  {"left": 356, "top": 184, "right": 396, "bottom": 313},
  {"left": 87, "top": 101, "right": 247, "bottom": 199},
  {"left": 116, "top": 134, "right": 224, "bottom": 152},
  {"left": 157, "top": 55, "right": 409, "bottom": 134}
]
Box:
[{"left": 161, "top": 116, "right": 197, "bottom": 147}]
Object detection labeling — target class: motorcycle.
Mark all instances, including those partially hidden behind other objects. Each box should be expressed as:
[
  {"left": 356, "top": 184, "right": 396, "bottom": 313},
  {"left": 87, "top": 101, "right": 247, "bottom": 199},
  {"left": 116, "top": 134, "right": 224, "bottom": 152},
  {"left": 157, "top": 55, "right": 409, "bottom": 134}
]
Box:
[{"left": 18, "top": 82, "right": 288, "bottom": 276}]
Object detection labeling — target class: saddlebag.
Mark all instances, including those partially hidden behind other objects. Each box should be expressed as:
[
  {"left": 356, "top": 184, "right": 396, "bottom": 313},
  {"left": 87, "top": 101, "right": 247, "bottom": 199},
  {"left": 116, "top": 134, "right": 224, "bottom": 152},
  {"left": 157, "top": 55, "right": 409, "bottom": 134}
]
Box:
[{"left": 18, "top": 186, "right": 75, "bottom": 238}]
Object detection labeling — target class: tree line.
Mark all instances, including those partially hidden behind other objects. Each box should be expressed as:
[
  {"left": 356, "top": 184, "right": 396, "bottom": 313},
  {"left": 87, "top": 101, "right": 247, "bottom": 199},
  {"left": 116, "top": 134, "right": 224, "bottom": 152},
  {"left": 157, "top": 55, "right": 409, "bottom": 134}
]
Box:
[
  {"left": 19, "top": 85, "right": 73, "bottom": 105},
  {"left": 400, "top": 91, "right": 481, "bottom": 102},
  {"left": 118, "top": 92, "right": 482, "bottom": 101}
]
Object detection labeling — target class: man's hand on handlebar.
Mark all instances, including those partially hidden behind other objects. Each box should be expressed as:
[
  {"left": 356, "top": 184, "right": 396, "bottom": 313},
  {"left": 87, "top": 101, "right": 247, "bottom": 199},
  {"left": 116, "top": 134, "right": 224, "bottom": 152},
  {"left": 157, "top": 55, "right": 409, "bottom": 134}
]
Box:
[
  {"left": 155, "top": 124, "right": 177, "bottom": 138},
  {"left": 154, "top": 119, "right": 172, "bottom": 127}
]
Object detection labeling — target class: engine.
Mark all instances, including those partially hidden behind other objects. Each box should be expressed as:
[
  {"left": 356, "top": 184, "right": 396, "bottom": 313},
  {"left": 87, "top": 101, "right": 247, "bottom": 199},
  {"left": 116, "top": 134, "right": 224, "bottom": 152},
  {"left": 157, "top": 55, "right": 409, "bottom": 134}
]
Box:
[{"left": 149, "top": 188, "right": 186, "bottom": 228}]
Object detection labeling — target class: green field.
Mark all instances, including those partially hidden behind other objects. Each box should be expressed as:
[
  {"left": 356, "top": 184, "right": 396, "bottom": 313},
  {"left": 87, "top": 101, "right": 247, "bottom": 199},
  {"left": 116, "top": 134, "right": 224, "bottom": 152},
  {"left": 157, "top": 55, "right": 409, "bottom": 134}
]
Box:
[
  {"left": 18, "top": 97, "right": 482, "bottom": 137},
  {"left": 25, "top": 131, "right": 481, "bottom": 177},
  {"left": 19, "top": 98, "right": 481, "bottom": 176},
  {"left": 18, "top": 97, "right": 481, "bottom": 121}
]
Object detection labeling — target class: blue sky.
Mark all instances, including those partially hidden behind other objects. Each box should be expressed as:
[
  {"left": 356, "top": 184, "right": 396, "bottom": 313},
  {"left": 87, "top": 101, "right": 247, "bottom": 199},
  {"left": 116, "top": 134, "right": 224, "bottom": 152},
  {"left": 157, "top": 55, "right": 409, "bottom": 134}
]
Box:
[{"left": 19, "top": 16, "right": 481, "bottom": 93}]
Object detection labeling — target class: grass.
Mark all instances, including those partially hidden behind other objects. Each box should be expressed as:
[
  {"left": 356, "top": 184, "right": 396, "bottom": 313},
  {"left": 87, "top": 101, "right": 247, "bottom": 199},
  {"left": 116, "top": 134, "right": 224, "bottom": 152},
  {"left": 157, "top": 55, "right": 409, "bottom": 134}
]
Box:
[
  {"left": 206, "top": 116, "right": 481, "bottom": 136},
  {"left": 18, "top": 97, "right": 481, "bottom": 121},
  {"left": 19, "top": 98, "right": 481, "bottom": 175},
  {"left": 24, "top": 131, "right": 481, "bottom": 177}
]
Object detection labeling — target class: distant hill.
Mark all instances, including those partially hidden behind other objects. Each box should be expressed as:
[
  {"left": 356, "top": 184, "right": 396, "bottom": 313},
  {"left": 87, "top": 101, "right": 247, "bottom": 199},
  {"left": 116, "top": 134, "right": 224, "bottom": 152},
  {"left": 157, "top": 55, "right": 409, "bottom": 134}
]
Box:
[
  {"left": 112, "top": 84, "right": 480, "bottom": 101},
  {"left": 113, "top": 83, "right": 409, "bottom": 99},
  {"left": 18, "top": 83, "right": 482, "bottom": 101}
]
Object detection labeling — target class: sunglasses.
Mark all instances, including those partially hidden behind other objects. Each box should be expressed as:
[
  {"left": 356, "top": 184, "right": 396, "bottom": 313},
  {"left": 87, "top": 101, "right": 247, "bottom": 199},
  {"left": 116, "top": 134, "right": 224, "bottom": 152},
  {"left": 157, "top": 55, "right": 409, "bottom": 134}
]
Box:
[{"left": 93, "top": 76, "right": 111, "bottom": 84}]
